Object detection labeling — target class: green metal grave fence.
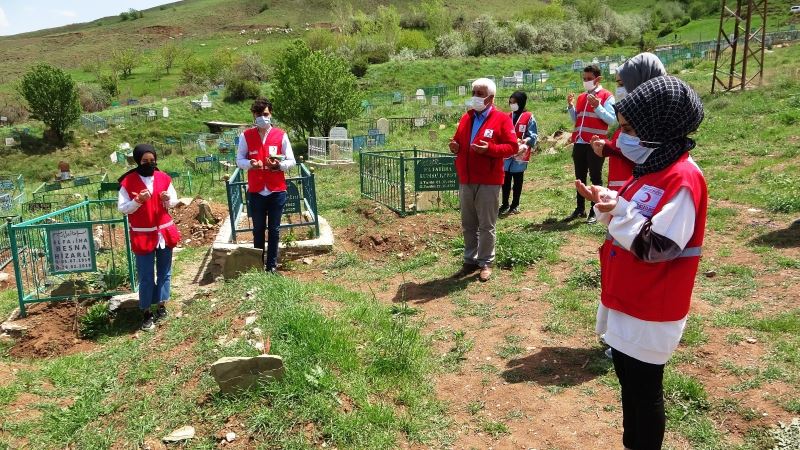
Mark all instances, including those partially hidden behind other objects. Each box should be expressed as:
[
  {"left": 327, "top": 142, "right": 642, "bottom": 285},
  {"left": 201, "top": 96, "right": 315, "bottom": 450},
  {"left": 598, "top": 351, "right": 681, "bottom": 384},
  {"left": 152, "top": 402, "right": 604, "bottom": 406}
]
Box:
[
  {"left": 359, "top": 148, "right": 459, "bottom": 216},
  {"left": 225, "top": 163, "right": 320, "bottom": 242},
  {"left": 9, "top": 199, "right": 137, "bottom": 317},
  {"left": 1, "top": 215, "right": 22, "bottom": 269}
]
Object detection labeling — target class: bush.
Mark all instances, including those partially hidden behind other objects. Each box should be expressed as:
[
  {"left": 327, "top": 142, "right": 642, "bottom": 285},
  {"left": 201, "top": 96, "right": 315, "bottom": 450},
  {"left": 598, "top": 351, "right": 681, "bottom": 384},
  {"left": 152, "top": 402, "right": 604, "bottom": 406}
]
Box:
[
  {"left": 689, "top": 2, "right": 705, "bottom": 19},
  {"left": 109, "top": 48, "right": 140, "bottom": 79},
  {"left": 679, "top": 16, "right": 691, "bottom": 27},
  {"left": 658, "top": 23, "right": 675, "bottom": 38},
  {"left": 258, "top": 2, "right": 269, "bottom": 13},
  {"left": 80, "top": 303, "right": 110, "bottom": 339},
  {"left": 77, "top": 83, "right": 111, "bottom": 112},
  {"left": 513, "top": 22, "right": 539, "bottom": 53},
  {"left": 174, "top": 82, "right": 205, "bottom": 97},
  {"left": 0, "top": 94, "right": 29, "bottom": 125},
  {"left": 351, "top": 59, "right": 368, "bottom": 77},
  {"left": 225, "top": 78, "right": 261, "bottom": 102},
  {"left": 18, "top": 63, "right": 81, "bottom": 142},
  {"left": 652, "top": 2, "right": 687, "bottom": 24},
  {"left": 466, "top": 16, "right": 517, "bottom": 56},
  {"left": 391, "top": 48, "right": 418, "bottom": 61},
  {"left": 398, "top": 30, "right": 432, "bottom": 51},
  {"left": 181, "top": 53, "right": 232, "bottom": 87},
  {"left": 97, "top": 73, "right": 119, "bottom": 98},
  {"left": 435, "top": 31, "right": 468, "bottom": 57},
  {"left": 232, "top": 53, "right": 269, "bottom": 82},
  {"left": 305, "top": 29, "right": 337, "bottom": 51},
  {"left": 523, "top": 1, "right": 567, "bottom": 24}
]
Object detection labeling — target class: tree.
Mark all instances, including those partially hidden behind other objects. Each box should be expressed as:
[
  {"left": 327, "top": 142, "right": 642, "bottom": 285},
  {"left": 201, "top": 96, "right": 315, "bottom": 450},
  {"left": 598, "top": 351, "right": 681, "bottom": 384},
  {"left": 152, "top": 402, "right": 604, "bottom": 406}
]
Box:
[
  {"left": 110, "top": 48, "right": 140, "bottom": 79},
  {"left": 18, "top": 64, "right": 81, "bottom": 141},
  {"left": 157, "top": 42, "right": 184, "bottom": 75},
  {"left": 272, "top": 40, "right": 361, "bottom": 139}
]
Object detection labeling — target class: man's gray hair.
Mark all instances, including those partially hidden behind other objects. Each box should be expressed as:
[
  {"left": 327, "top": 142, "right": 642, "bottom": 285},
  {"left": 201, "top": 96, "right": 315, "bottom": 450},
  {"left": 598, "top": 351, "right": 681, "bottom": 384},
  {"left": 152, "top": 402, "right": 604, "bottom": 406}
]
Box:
[{"left": 472, "top": 77, "right": 496, "bottom": 96}]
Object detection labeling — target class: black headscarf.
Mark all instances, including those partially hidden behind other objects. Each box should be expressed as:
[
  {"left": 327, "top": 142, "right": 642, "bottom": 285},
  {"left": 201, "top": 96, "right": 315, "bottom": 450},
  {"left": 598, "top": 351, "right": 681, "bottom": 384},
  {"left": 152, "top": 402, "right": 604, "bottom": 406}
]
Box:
[
  {"left": 509, "top": 91, "right": 527, "bottom": 124},
  {"left": 117, "top": 144, "right": 159, "bottom": 182},
  {"left": 615, "top": 76, "right": 704, "bottom": 178}
]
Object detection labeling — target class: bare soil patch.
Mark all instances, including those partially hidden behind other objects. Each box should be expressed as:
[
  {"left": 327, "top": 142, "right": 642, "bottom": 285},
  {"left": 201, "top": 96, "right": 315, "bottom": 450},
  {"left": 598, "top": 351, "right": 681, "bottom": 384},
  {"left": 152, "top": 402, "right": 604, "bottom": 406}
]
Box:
[
  {"left": 7, "top": 301, "right": 97, "bottom": 358},
  {"left": 171, "top": 199, "right": 227, "bottom": 248}
]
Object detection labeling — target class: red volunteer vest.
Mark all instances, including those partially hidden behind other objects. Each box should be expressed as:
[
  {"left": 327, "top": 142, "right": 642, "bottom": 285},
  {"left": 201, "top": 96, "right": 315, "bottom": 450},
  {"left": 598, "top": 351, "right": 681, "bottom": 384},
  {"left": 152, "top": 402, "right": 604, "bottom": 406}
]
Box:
[
  {"left": 599, "top": 153, "right": 707, "bottom": 322},
  {"left": 244, "top": 127, "right": 287, "bottom": 193},
  {"left": 571, "top": 88, "right": 613, "bottom": 143},
  {"left": 120, "top": 171, "right": 181, "bottom": 256},
  {"left": 453, "top": 107, "right": 518, "bottom": 185},
  {"left": 607, "top": 129, "right": 634, "bottom": 192},
  {"left": 510, "top": 111, "right": 533, "bottom": 162}
]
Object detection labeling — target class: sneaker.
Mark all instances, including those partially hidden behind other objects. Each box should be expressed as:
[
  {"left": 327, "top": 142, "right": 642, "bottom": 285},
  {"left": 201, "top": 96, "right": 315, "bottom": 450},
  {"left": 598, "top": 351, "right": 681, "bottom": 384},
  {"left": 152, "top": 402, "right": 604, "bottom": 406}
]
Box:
[
  {"left": 604, "top": 348, "right": 613, "bottom": 359},
  {"left": 499, "top": 205, "right": 510, "bottom": 216},
  {"left": 562, "top": 208, "right": 586, "bottom": 222},
  {"left": 452, "top": 263, "right": 479, "bottom": 278},
  {"left": 508, "top": 207, "right": 520, "bottom": 215},
  {"left": 153, "top": 304, "right": 167, "bottom": 323},
  {"left": 141, "top": 312, "right": 155, "bottom": 332},
  {"left": 266, "top": 267, "right": 282, "bottom": 276},
  {"left": 586, "top": 215, "right": 597, "bottom": 224},
  {"left": 478, "top": 266, "right": 492, "bottom": 282}
]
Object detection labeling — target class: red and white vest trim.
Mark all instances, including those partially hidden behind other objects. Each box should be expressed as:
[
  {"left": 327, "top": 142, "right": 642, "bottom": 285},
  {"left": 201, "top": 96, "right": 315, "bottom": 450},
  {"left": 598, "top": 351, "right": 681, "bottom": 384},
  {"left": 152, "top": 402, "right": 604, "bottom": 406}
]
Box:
[
  {"left": 120, "top": 171, "right": 181, "bottom": 256},
  {"left": 571, "top": 88, "right": 613, "bottom": 143},
  {"left": 244, "top": 127, "right": 287, "bottom": 193}
]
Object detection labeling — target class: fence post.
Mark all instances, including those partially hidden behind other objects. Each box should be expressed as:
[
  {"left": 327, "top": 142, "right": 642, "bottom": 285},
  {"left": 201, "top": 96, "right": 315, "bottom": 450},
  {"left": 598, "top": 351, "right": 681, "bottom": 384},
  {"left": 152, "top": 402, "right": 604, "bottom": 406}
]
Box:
[
  {"left": 123, "top": 214, "right": 137, "bottom": 293},
  {"left": 399, "top": 152, "right": 406, "bottom": 216},
  {"left": 8, "top": 219, "right": 26, "bottom": 317},
  {"left": 359, "top": 150, "right": 365, "bottom": 199},
  {"left": 310, "top": 170, "right": 320, "bottom": 238},
  {"left": 226, "top": 170, "right": 237, "bottom": 242}
]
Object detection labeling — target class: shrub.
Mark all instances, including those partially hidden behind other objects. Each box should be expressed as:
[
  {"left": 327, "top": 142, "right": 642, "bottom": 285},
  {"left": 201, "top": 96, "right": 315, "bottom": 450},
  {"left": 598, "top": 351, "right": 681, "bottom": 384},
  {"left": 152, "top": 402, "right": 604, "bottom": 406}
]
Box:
[
  {"left": 97, "top": 73, "right": 119, "bottom": 98},
  {"left": 0, "top": 94, "right": 29, "bottom": 125},
  {"left": 658, "top": 23, "right": 675, "bottom": 38},
  {"left": 391, "top": 48, "right": 418, "bottom": 61},
  {"left": 435, "top": 31, "right": 468, "bottom": 57},
  {"left": 652, "top": 2, "right": 687, "bottom": 24},
  {"left": 513, "top": 22, "right": 539, "bottom": 53},
  {"left": 398, "top": 30, "right": 432, "bottom": 51},
  {"left": 523, "top": 1, "right": 567, "bottom": 24},
  {"left": 679, "top": 16, "right": 691, "bottom": 27},
  {"left": 466, "top": 16, "right": 517, "bottom": 56},
  {"left": 232, "top": 53, "right": 270, "bottom": 82},
  {"left": 258, "top": 2, "right": 269, "bottom": 13},
  {"left": 174, "top": 82, "right": 205, "bottom": 97},
  {"left": 305, "top": 29, "right": 337, "bottom": 51},
  {"left": 225, "top": 78, "right": 261, "bottom": 102},
  {"left": 109, "top": 48, "right": 140, "bottom": 79},
  {"left": 420, "top": 0, "right": 450, "bottom": 38},
  {"left": 80, "top": 303, "right": 110, "bottom": 339},
  {"left": 350, "top": 58, "right": 368, "bottom": 77},
  {"left": 181, "top": 53, "right": 232, "bottom": 87},
  {"left": 18, "top": 63, "right": 81, "bottom": 142},
  {"left": 77, "top": 83, "right": 111, "bottom": 112}
]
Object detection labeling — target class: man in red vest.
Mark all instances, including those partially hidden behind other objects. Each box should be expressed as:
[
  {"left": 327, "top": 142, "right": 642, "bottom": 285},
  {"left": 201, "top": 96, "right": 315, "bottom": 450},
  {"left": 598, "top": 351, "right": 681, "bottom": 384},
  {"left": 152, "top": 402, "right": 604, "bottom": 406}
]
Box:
[
  {"left": 449, "top": 78, "right": 518, "bottom": 282},
  {"left": 577, "top": 76, "right": 706, "bottom": 450},
  {"left": 566, "top": 64, "right": 617, "bottom": 223},
  {"left": 236, "top": 98, "right": 296, "bottom": 274},
  {"left": 118, "top": 144, "right": 181, "bottom": 332}
]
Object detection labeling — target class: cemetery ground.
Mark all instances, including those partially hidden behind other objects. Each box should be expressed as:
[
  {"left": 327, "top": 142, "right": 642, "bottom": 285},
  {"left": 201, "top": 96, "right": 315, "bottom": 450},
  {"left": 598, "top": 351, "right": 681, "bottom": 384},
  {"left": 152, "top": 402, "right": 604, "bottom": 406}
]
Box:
[{"left": 0, "top": 48, "right": 799, "bottom": 450}]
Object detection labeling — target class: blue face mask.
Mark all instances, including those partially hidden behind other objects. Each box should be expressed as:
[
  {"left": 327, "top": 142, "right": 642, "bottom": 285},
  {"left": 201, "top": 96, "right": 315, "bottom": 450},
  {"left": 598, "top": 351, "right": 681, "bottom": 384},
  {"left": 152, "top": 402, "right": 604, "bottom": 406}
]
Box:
[
  {"left": 255, "top": 115, "right": 271, "bottom": 129},
  {"left": 617, "top": 133, "right": 658, "bottom": 164}
]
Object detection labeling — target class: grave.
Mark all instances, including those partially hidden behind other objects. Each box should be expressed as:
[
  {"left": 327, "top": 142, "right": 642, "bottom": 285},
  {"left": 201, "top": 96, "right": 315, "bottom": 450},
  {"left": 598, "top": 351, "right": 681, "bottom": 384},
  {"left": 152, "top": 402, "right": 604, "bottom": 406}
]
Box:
[
  {"left": 308, "top": 137, "right": 353, "bottom": 165},
  {"left": 431, "top": 95, "right": 439, "bottom": 106},
  {"left": 191, "top": 94, "right": 213, "bottom": 110},
  {"left": 376, "top": 118, "right": 390, "bottom": 136},
  {"left": 458, "top": 85, "right": 467, "bottom": 96},
  {"left": 329, "top": 126, "right": 348, "bottom": 139},
  {"left": 415, "top": 89, "right": 426, "bottom": 104}
]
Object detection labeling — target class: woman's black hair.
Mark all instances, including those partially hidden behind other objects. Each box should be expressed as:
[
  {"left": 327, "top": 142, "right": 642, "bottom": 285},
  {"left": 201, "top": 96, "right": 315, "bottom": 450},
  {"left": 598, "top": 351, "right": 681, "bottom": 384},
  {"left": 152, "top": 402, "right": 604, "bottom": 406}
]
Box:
[{"left": 509, "top": 91, "right": 527, "bottom": 112}]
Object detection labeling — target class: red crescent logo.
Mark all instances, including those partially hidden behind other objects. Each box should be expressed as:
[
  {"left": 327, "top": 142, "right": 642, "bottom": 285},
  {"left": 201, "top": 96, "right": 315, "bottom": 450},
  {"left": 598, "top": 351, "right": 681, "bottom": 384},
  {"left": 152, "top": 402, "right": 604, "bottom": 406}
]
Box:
[{"left": 642, "top": 192, "right": 652, "bottom": 203}]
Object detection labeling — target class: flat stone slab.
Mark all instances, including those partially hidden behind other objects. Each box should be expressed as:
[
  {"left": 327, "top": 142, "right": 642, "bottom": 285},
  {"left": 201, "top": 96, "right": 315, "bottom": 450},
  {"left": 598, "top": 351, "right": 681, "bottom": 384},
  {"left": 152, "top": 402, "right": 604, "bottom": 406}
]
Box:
[
  {"left": 108, "top": 293, "right": 140, "bottom": 313},
  {"left": 222, "top": 246, "right": 264, "bottom": 280},
  {"left": 210, "top": 355, "right": 284, "bottom": 394}
]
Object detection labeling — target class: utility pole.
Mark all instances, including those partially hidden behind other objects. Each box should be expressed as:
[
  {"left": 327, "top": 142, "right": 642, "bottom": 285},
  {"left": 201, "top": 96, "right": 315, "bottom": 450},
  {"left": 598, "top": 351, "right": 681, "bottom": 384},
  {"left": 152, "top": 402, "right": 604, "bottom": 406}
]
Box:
[{"left": 711, "top": 0, "right": 769, "bottom": 93}]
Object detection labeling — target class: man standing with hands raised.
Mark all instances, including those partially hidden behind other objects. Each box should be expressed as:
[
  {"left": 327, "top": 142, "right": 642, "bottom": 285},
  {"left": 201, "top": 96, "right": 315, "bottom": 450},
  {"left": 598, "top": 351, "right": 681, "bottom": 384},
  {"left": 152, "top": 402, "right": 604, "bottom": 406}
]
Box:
[
  {"left": 449, "top": 78, "right": 518, "bottom": 282},
  {"left": 237, "top": 98, "right": 296, "bottom": 274},
  {"left": 565, "top": 64, "right": 617, "bottom": 224}
]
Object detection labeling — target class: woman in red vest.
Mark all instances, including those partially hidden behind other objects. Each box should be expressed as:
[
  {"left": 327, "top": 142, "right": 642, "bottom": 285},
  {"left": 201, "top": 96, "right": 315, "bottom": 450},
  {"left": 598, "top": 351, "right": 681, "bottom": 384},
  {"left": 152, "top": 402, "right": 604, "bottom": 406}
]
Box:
[
  {"left": 591, "top": 53, "right": 667, "bottom": 192},
  {"left": 499, "top": 91, "right": 538, "bottom": 216},
  {"left": 118, "top": 144, "right": 181, "bottom": 332},
  {"left": 576, "top": 76, "right": 706, "bottom": 450},
  {"left": 236, "top": 98, "right": 296, "bottom": 274}
]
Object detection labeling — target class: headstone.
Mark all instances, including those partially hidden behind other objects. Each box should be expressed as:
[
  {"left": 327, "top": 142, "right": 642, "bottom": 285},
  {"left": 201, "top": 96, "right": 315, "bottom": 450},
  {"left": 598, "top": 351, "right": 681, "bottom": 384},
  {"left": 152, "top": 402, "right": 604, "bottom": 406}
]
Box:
[
  {"left": 4, "top": 138, "right": 15, "bottom": 147},
  {"left": 458, "top": 85, "right": 466, "bottom": 96},
  {"left": 431, "top": 95, "right": 439, "bottom": 106},
  {"left": 609, "top": 63, "right": 619, "bottom": 74},
  {"left": 162, "top": 106, "right": 169, "bottom": 118},
  {"left": 414, "top": 117, "right": 425, "bottom": 127},
  {"left": 202, "top": 94, "right": 209, "bottom": 102},
  {"left": 108, "top": 293, "right": 139, "bottom": 313},
  {"left": 0, "top": 116, "right": 7, "bottom": 123},
  {"left": 329, "top": 126, "right": 348, "bottom": 139},
  {"left": 445, "top": 100, "right": 453, "bottom": 108},
  {"left": 415, "top": 89, "right": 426, "bottom": 103},
  {"left": 376, "top": 118, "right": 389, "bottom": 136},
  {"left": 210, "top": 355, "right": 285, "bottom": 394}
]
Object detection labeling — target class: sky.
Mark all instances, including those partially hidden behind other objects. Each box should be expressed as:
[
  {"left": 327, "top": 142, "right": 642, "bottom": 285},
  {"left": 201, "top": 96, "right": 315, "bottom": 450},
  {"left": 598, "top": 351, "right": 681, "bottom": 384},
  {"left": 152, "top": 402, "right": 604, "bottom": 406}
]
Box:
[{"left": 0, "top": 0, "right": 173, "bottom": 36}]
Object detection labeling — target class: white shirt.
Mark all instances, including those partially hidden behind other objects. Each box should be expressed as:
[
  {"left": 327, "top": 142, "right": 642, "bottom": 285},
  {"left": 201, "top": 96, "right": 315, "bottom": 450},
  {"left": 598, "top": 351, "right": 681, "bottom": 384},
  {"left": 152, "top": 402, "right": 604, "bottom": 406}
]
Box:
[
  {"left": 594, "top": 186, "right": 698, "bottom": 365},
  {"left": 236, "top": 127, "right": 297, "bottom": 196},
  {"left": 117, "top": 174, "right": 179, "bottom": 249}
]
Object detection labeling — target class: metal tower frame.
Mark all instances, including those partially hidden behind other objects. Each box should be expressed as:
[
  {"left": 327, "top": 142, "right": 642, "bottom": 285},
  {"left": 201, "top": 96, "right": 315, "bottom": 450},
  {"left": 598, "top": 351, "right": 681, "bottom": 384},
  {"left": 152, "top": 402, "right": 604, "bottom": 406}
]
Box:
[{"left": 711, "top": 0, "right": 769, "bottom": 93}]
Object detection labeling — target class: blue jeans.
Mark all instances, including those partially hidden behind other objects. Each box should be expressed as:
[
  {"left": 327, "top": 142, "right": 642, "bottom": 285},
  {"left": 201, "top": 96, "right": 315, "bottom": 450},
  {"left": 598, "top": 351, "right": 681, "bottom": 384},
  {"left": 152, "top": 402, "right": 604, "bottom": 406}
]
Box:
[
  {"left": 135, "top": 246, "right": 173, "bottom": 311},
  {"left": 249, "top": 191, "right": 287, "bottom": 270}
]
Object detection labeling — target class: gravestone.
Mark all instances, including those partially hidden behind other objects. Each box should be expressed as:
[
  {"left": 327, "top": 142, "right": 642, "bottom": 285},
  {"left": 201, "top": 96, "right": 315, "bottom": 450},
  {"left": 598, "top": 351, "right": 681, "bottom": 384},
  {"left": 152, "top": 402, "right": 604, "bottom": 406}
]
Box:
[
  {"left": 162, "top": 106, "right": 170, "bottom": 118},
  {"left": 445, "top": 100, "right": 453, "bottom": 108},
  {"left": 210, "top": 355, "right": 285, "bottom": 394},
  {"left": 458, "top": 85, "right": 466, "bottom": 96},
  {"left": 4, "top": 138, "right": 15, "bottom": 147},
  {"left": 514, "top": 71, "right": 523, "bottom": 82},
  {"left": 413, "top": 117, "right": 425, "bottom": 128},
  {"left": 609, "top": 63, "right": 619, "bottom": 74},
  {"left": 431, "top": 95, "right": 439, "bottom": 106},
  {"left": 376, "top": 118, "right": 389, "bottom": 136},
  {"left": 329, "top": 127, "right": 348, "bottom": 139},
  {"left": 415, "top": 89, "right": 426, "bottom": 104}
]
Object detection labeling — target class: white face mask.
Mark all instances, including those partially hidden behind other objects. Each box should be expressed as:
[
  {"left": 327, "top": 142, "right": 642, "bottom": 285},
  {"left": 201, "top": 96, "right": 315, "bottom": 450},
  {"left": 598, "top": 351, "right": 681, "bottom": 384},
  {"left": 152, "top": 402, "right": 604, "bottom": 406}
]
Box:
[
  {"left": 583, "top": 79, "right": 597, "bottom": 91},
  {"left": 255, "top": 115, "right": 271, "bottom": 129},
  {"left": 615, "top": 87, "right": 627, "bottom": 100},
  {"left": 471, "top": 96, "right": 487, "bottom": 112},
  {"left": 509, "top": 103, "right": 519, "bottom": 112},
  {"left": 617, "top": 133, "right": 659, "bottom": 164}
]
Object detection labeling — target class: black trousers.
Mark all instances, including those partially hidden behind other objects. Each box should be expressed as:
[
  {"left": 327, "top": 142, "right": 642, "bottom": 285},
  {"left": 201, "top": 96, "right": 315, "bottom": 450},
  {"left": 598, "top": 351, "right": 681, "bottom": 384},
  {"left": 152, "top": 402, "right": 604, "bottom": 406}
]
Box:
[
  {"left": 572, "top": 143, "right": 604, "bottom": 212},
  {"left": 501, "top": 171, "right": 524, "bottom": 209},
  {"left": 612, "top": 348, "right": 666, "bottom": 450},
  {"left": 249, "top": 191, "right": 287, "bottom": 270}
]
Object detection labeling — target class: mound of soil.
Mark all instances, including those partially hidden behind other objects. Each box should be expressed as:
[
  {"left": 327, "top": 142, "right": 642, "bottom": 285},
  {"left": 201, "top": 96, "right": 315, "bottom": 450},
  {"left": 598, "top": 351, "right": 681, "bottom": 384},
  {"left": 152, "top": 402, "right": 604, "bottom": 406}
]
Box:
[
  {"left": 171, "top": 199, "right": 228, "bottom": 248},
  {"left": 342, "top": 201, "right": 460, "bottom": 258},
  {"left": 7, "top": 302, "right": 96, "bottom": 358}
]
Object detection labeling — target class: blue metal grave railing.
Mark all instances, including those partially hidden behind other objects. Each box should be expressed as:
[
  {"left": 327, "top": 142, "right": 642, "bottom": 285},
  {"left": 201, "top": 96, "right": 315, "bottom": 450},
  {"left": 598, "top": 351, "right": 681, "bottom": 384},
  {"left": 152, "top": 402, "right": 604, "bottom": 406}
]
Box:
[
  {"left": 31, "top": 172, "right": 108, "bottom": 203},
  {"left": 359, "top": 148, "right": 458, "bottom": 216},
  {"left": 9, "top": 199, "right": 137, "bottom": 317},
  {"left": 352, "top": 133, "right": 386, "bottom": 152},
  {"left": 224, "top": 163, "right": 319, "bottom": 242}
]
